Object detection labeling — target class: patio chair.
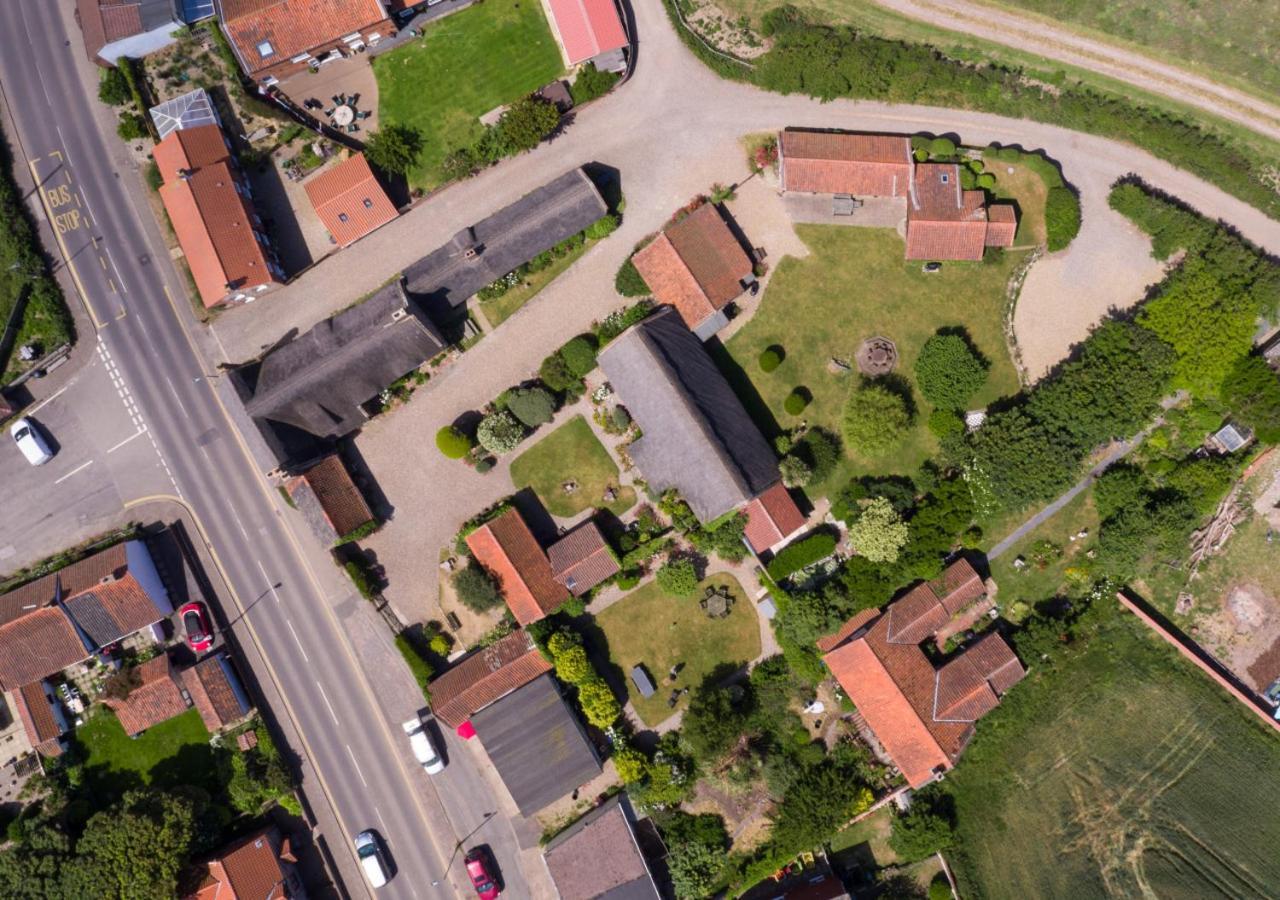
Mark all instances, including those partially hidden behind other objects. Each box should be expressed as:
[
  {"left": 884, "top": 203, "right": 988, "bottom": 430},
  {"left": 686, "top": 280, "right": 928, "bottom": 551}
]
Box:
[
  {"left": 336, "top": 93, "right": 347, "bottom": 105},
  {"left": 347, "top": 123, "right": 359, "bottom": 133},
  {"left": 331, "top": 95, "right": 341, "bottom": 105},
  {"left": 357, "top": 110, "right": 371, "bottom": 120},
  {"left": 324, "top": 107, "right": 336, "bottom": 117},
  {"left": 350, "top": 93, "right": 360, "bottom": 106}
]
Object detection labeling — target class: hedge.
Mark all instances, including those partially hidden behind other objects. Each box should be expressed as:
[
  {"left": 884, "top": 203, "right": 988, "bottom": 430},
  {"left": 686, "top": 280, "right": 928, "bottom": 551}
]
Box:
[
  {"left": 395, "top": 632, "right": 434, "bottom": 701},
  {"left": 334, "top": 519, "right": 379, "bottom": 547},
  {"left": 1044, "top": 186, "right": 1082, "bottom": 251},
  {"left": 766, "top": 532, "right": 837, "bottom": 580}
]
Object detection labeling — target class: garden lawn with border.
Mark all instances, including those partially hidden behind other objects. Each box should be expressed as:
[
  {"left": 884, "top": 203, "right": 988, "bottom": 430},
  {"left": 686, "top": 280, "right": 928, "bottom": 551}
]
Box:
[
  {"left": 724, "top": 227, "right": 1022, "bottom": 488},
  {"left": 508, "top": 415, "right": 635, "bottom": 517},
  {"left": 594, "top": 573, "right": 760, "bottom": 727},
  {"left": 945, "top": 610, "right": 1280, "bottom": 898},
  {"left": 480, "top": 238, "right": 590, "bottom": 327},
  {"left": 372, "top": 0, "right": 565, "bottom": 190},
  {"left": 74, "top": 706, "right": 216, "bottom": 800},
  {"left": 988, "top": 489, "right": 1100, "bottom": 620}
]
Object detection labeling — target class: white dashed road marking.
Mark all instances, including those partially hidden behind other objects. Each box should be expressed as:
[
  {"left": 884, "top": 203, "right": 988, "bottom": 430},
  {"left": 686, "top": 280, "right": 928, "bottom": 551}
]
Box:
[
  {"left": 345, "top": 744, "right": 369, "bottom": 787},
  {"left": 98, "top": 340, "right": 180, "bottom": 496}
]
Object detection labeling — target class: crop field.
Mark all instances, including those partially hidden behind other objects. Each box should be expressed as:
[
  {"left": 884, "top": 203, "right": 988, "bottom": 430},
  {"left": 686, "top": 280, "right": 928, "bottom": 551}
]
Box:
[{"left": 945, "top": 612, "right": 1280, "bottom": 899}]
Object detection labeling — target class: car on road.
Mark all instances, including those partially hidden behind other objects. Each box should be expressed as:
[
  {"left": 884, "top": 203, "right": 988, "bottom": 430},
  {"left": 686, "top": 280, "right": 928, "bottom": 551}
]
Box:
[
  {"left": 465, "top": 847, "right": 501, "bottom": 899},
  {"left": 180, "top": 602, "right": 213, "bottom": 653},
  {"left": 402, "top": 716, "right": 445, "bottom": 774},
  {"left": 10, "top": 417, "right": 54, "bottom": 466},
  {"left": 355, "top": 830, "right": 390, "bottom": 888}
]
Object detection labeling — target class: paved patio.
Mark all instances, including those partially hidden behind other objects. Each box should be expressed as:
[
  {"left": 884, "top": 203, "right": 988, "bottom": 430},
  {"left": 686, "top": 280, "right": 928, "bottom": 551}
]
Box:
[{"left": 277, "top": 57, "right": 380, "bottom": 140}]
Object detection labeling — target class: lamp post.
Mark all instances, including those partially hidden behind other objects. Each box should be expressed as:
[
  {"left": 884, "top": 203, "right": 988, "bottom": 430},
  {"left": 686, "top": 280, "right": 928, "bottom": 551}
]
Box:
[{"left": 430, "top": 811, "right": 495, "bottom": 887}]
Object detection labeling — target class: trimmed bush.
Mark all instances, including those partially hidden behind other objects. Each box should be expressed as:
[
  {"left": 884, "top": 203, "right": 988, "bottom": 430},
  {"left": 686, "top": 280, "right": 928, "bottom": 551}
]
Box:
[
  {"left": 561, "top": 335, "right": 599, "bottom": 377},
  {"left": 615, "top": 257, "right": 650, "bottom": 297},
  {"left": 577, "top": 675, "right": 622, "bottom": 728},
  {"left": 928, "top": 137, "right": 956, "bottom": 157},
  {"left": 395, "top": 633, "right": 434, "bottom": 700},
  {"left": 477, "top": 410, "right": 525, "bottom": 453},
  {"left": 759, "top": 347, "right": 784, "bottom": 372},
  {"left": 842, "top": 384, "right": 910, "bottom": 455},
  {"left": 344, "top": 560, "right": 376, "bottom": 600},
  {"left": 1045, "top": 186, "right": 1082, "bottom": 251},
  {"left": 915, "top": 333, "right": 989, "bottom": 409},
  {"left": 656, "top": 558, "right": 699, "bottom": 597},
  {"left": 585, "top": 213, "right": 619, "bottom": 240},
  {"left": 454, "top": 565, "right": 502, "bottom": 612},
  {"left": 436, "top": 425, "right": 473, "bottom": 459},
  {"left": 784, "top": 389, "right": 809, "bottom": 415},
  {"left": 766, "top": 532, "right": 837, "bottom": 580},
  {"left": 570, "top": 63, "right": 621, "bottom": 104},
  {"left": 540, "top": 352, "right": 580, "bottom": 393},
  {"left": 507, "top": 387, "right": 556, "bottom": 428},
  {"left": 334, "top": 519, "right": 379, "bottom": 547},
  {"left": 98, "top": 66, "right": 130, "bottom": 106}
]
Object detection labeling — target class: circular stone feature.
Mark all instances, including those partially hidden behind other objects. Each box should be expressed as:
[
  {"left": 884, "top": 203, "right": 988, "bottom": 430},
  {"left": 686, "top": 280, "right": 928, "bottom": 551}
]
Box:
[{"left": 856, "top": 336, "right": 898, "bottom": 376}]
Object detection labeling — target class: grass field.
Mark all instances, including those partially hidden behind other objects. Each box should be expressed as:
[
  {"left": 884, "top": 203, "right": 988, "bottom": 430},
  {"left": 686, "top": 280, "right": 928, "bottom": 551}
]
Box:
[
  {"left": 595, "top": 573, "right": 760, "bottom": 726},
  {"left": 372, "top": 0, "right": 565, "bottom": 190},
  {"left": 74, "top": 707, "right": 216, "bottom": 801},
  {"left": 723, "top": 226, "right": 1022, "bottom": 489},
  {"left": 945, "top": 610, "right": 1280, "bottom": 899},
  {"left": 509, "top": 415, "right": 636, "bottom": 518}
]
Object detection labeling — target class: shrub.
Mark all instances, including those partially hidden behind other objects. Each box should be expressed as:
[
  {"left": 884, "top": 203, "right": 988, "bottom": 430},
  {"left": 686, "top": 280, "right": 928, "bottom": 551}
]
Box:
[
  {"left": 476, "top": 410, "right": 525, "bottom": 453},
  {"left": 344, "top": 559, "right": 376, "bottom": 600},
  {"left": 976, "top": 172, "right": 996, "bottom": 190},
  {"left": 656, "top": 558, "right": 699, "bottom": 597},
  {"left": 454, "top": 565, "right": 502, "bottom": 612},
  {"left": 614, "top": 744, "right": 649, "bottom": 784},
  {"left": 475, "top": 457, "right": 495, "bottom": 474},
  {"left": 758, "top": 347, "right": 783, "bottom": 372},
  {"left": 560, "top": 335, "right": 599, "bottom": 377},
  {"left": 441, "top": 147, "right": 477, "bottom": 182},
  {"left": 144, "top": 161, "right": 163, "bottom": 191},
  {"left": 577, "top": 676, "right": 621, "bottom": 728},
  {"left": 784, "top": 389, "right": 808, "bottom": 415},
  {"left": 848, "top": 497, "right": 909, "bottom": 563},
  {"left": 929, "top": 874, "right": 953, "bottom": 900},
  {"left": 539, "top": 352, "right": 581, "bottom": 393},
  {"left": 335, "top": 519, "right": 379, "bottom": 547},
  {"left": 889, "top": 788, "right": 955, "bottom": 862},
  {"left": 395, "top": 633, "right": 434, "bottom": 700},
  {"left": 585, "top": 213, "right": 619, "bottom": 240},
  {"left": 597, "top": 300, "right": 653, "bottom": 341},
  {"left": 842, "top": 384, "right": 910, "bottom": 455},
  {"left": 553, "top": 643, "right": 592, "bottom": 683},
  {"left": 615, "top": 569, "right": 642, "bottom": 590},
  {"left": 1045, "top": 186, "right": 1082, "bottom": 251},
  {"left": 615, "top": 257, "right": 650, "bottom": 296},
  {"left": 435, "top": 425, "right": 473, "bottom": 459},
  {"left": 570, "top": 63, "right": 620, "bottom": 104},
  {"left": 98, "top": 66, "right": 130, "bottom": 106},
  {"left": 928, "top": 136, "right": 956, "bottom": 157},
  {"left": 493, "top": 95, "right": 561, "bottom": 154},
  {"left": 506, "top": 387, "right": 556, "bottom": 428},
  {"left": 766, "top": 532, "right": 837, "bottom": 580},
  {"left": 927, "top": 408, "right": 965, "bottom": 439},
  {"left": 363, "top": 124, "right": 423, "bottom": 175},
  {"left": 915, "top": 333, "right": 989, "bottom": 409},
  {"left": 779, "top": 455, "right": 811, "bottom": 488},
  {"left": 611, "top": 406, "right": 631, "bottom": 431},
  {"left": 796, "top": 428, "right": 841, "bottom": 482},
  {"left": 116, "top": 113, "right": 148, "bottom": 140}
]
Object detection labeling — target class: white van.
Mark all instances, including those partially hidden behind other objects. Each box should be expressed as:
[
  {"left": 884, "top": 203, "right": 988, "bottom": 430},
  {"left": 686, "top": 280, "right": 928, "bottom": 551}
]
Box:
[
  {"left": 10, "top": 417, "right": 54, "bottom": 466},
  {"left": 402, "top": 717, "right": 445, "bottom": 774},
  {"left": 355, "top": 830, "right": 390, "bottom": 888}
]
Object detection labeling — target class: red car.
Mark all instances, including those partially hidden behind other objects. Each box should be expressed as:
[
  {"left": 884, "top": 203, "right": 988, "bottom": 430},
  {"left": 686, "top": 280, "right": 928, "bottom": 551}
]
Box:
[
  {"left": 464, "top": 848, "right": 501, "bottom": 899},
  {"left": 180, "top": 602, "right": 213, "bottom": 653}
]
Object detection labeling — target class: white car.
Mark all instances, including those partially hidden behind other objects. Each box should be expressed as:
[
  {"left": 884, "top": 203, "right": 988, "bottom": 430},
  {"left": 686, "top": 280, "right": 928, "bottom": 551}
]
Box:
[
  {"left": 402, "top": 716, "right": 445, "bottom": 774},
  {"left": 10, "top": 417, "right": 54, "bottom": 466},
  {"left": 355, "top": 830, "right": 390, "bottom": 888}
]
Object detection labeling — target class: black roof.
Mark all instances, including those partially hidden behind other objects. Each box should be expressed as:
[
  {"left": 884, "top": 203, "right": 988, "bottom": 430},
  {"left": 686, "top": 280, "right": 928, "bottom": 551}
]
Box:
[
  {"left": 241, "top": 279, "right": 445, "bottom": 441},
  {"left": 471, "top": 673, "right": 602, "bottom": 817},
  {"left": 402, "top": 168, "right": 607, "bottom": 308},
  {"left": 598, "top": 307, "right": 781, "bottom": 522}
]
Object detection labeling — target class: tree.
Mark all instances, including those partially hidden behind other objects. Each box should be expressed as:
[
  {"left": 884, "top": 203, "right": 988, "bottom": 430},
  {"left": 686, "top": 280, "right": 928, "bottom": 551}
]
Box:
[
  {"left": 1221, "top": 354, "right": 1280, "bottom": 442},
  {"left": 613, "top": 744, "right": 649, "bottom": 784},
  {"left": 666, "top": 841, "right": 725, "bottom": 899},
  {"left": 847, "top": 497, "right": 909, "bottom": 563},
  {"left": 560, "top": 335, "right": 599, "bottom": 377},
  {"left": 576, "top": 676, "right": 621, "bottom": 728},
  {"left": 1044, "top": 186, "right": 1082, "bottom": 251},
  {"left": 506, "top": 387, "right": 556, "bottom": 428},
  {"left": 615, "top": 257, "right": 650, "bottom": 297},
  {"left": 656, "top": 558, "right": 698, "bottom": 597},
  {"left": 552, "top": 643, "right": 592, "bottom": 684},
  {"left": 1093, "top": 464, "right": 1151, "bottom": 521},
  {"left": 72, "top": 791, "right": 196, "bottom": 900},
  {"left": 1166, "top": 456, "right": 1235, "bottom": 516},
  {"left": 682, "top": 681, "right": 751, "bottom": 759},
  {"left": 914, "top": 333, "right": 988, "bottom": 409},
  {"left": 842, "top": 383, "right": 910, "bottom": 455},
  {"left": 363, "top": 124, "right": 423, "bottom": 175},
  {"left": 779, "top": 454, "right": 811, "bottom": 488},
  {"left": 454, "top": 565, "right": 502, "bottom": 612},
  {"left": 888, "top": 790, "right": 955, "bottom": 862},
  {"left": 795, "top": 427, "right": 841, "bottom": 482},
  {"left": 435, "top": 426, "right": 473, "bottom": 459},
  {"left": 494, "top": 96, "right": 560, "bottom": 154},
  {"left": 476, "top": 410, "right": 524, "bottom": 453},
  {"left": 539, "top": 352, "right": 580, "bottom": 393},
  {"left": 927, "top": 136, "right": 956, "bottom": 157}
]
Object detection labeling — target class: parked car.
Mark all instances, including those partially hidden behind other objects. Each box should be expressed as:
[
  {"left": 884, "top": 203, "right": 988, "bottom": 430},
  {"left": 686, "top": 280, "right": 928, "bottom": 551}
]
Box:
[
  {"left": 180, "top": 602, "right": 213, "bottom": 653},
  {"left": 10, "top": 417, "right": 53, "bottom": 466},
  {"left": 355, "top": 830, "right": 390, "bottom": 888},
  {"left": 402, "top": 716, "right": 445, "bottom": 774},
  {"left": 465, "top": 847, "right": 501, "bottom": 899}
]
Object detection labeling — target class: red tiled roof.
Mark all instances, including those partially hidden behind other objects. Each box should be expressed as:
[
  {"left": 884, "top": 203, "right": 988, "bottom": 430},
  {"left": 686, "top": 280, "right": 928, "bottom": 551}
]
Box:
[
  {"left": 743, "top": 482, "right": 806, "bottom": 554},
  {"left": 545, "top": 0, "right": 627, "bottom": 65},
  {"left": 779, "top": 130, "right": 913, "bottom": 196},
  {"left": 429, "top": 630, "right": 553, "bottom": 728},
  {"left": 0, "top": 609, "right": 91, "bottom": 691},
  {"left": 934, "top": 653, "right": 1000, "bottom": 721},
  {"left": 985, "top": 204, "right": 1017, "bottom": 247},
  {"left": 77, "top": 0, "right": 147, "bottom": 62},
  {"left": 0, "top": 542, "right": 130, "bottom": 627},
  {"left": 108, "top": 655, "right": 191, "bottom": 736},
  {"left": 303, "top": 154, "right": 398, "bottom": 248},
  {"left": 548, "top": 522, "right": 620, "bottom": 597},
  {"left": 221, "top": 0, "right": 391, "bottom": 75},
  {"left": 929, "top": 558, "right": 986, "bottom": 614},
  {"left": 189, "top": 827, "right": 291, "bottom": 900},
  {"left": 962, "top": 630, "right": 1027, "bottom": 695},
  {"left": 13, "top": 681, "right": 63, "bottom": 757},
  {"left": 466, "top": 509, "right": 569, "bottom": 625},
  {"left": 182, "top": 654, "right": 251, "bottom": 732},
  {"left": 152, "top": 125, "right": 230, "bottom": 181},
  {"left": 905, "top": 166, "right": 990, "bottom": 261},
  {"left": 287, "top": 454, "right": 374, "bottom": 538}
]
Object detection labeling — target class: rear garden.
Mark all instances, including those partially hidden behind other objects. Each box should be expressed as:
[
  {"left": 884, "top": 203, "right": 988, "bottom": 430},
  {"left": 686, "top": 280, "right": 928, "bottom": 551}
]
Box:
[
  {"left": 371, "top": 0, "right": 565, "bottom": 190},
  {"left": 74, "top": 707, "right": 216, "bottom": 799},
  {"left": 509, "top": 414, "right": 636, "bottom": 518}
]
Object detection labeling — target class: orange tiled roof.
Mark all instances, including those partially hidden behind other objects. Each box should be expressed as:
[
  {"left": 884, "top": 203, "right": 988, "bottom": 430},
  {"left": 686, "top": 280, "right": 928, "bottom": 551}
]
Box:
[
  {"left": 429, "top": 630, "right": 553, "bottom": 728},
  {"left": 815, "top": 607, "right": 880, "bottom": 654},
  {"left": 288, "top": 454, "right": 374, "bottom": 538},
  {"left": 0, "top": 609, "right": 91, "bottom": 691},
  {"left": 303, "top": 154, "right": 398, "bottom": 248},
  {"left": 743, "top": 481, "right": 806, "bottom": 554},
  {"left": 985, "top": 204, "right": 1017, "bottom": 247},
  {"left": 107, "top": 655, "right": 190, "bottom": 736},
  {"left": 779, "top": 129, "right": 913, "bottom": 196},
  {"left": 466, "top": 509, "right": 569, "bottom": 625},
  {"left": 221, "top": 0, "right": 391, "bottom": 75},
  {"left": 182, "top": 654, "right": 251, "bottom": 732},
  {"left": 189, "top": 827, "right": 291, "bottom": 900},
  {"left": 153, "top": 125, "right": 230, "bottom": 181},
  {"left": 13, "top": 681, "right": 63, "bottom": 757},
  {"left": 0, "top": 541, "right": 130, "bottom": 627}
]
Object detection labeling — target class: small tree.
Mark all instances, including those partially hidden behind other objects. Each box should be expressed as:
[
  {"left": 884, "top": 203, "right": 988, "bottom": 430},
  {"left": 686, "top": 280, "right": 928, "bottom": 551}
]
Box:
[
  {"left": 569, "top": 63, "right": 620, "bottom": 104},
  {"left": 98, "top": 67, "right": 130, "bottom": 106},
  {"left": 506, "top": 387, "right": 556, "bottom": 428},
  {"left": 476, "top": 410, "right": 525, "bottom": 453},
  {"left": 435, "top": 426, "right": 473, "bottom": 459},
  {"left": 494, "top": 96, "right": 560, "bottom": 154},
  {"left": 552, "top": 643, "right": 592, "bottom": 683},
  {"left": 613, "top": 744, "right": 649, "bottom": 784},
  {"left": 539, "top": 352, "right": 580, "bottom": 393},
  {"left": 454, "top": 565, "right": 502, "bottom": 612},
  {"left": 779, "top": 454, "right": 811, "bottom": 488},
  {"left": 364, "top": 124, "right": 423, "bottom": 175},
  {"left": 116, "top": 113, "right": 148, "bottom": 140},
  {"left": 615, "top": 257, "right": 650, "bottom": 297},
  {"left": 656, "top": 558, "right": 698, "bottom": 597},
  {"left": 927, "top": 136, "right": 956, "bottom": 157},
  {"left": 888, "top": 789, "right": 955, "bottom": 862},
  {"left": 842, "top": 384, "right": 910, "bottom": 455},
  {"left": 560, "top": 335, "right": 599, "bottom": 377},
  {"left": 848, "top": 497, "right": 909, "bottom": 563},
  {"left": 915, "top": 333, "right": 989, "bottom": 409},
  {"left": 577, "top": 676, "right": 621, "bottom": 728}
]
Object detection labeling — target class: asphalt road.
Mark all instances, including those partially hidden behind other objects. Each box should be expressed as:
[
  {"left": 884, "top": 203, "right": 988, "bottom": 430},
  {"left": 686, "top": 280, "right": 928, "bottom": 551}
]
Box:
[{"left": 0, "top": 3, "right": 535, "bottom": 897}]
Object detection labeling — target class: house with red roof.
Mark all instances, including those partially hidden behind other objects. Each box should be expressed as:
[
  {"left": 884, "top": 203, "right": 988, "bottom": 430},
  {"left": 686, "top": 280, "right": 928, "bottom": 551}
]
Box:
[
  {"left": 285, "top": 454, "right": 376, "bottom": 545},
  {"left": 185, "top": 825, "right": 305, "bottom": 899},
  {"left": 182, "top": 652, "right": 255, "bottom": 732},
  {"left": 631, "top": 202, "right": 756, "bottom": 340},
  {"left": 215, "top": 0, "right": 395, "bottom": 86},
  {"left": 547, "top": 521, "right": 621, "bottom": 597},
  {"left": 303, "top": 153, "right": 398, "bottom": 249},
  {"left": 153, "top": 118, "right": 284, "bottom": 308},
  {"left": 778, "top": 128, "right": 1017, "bottom": 261},
  {"left": 429, "top": 629, "right": 553, "bottom": 728},
  {"left": 11, "top": 681, "right": 70, "bottom": 758},
  {"left": 820, "top": 559, "right": 1025, "bottom": 787},
  {"left": 543, "top": 0, "right": 628, "bottom": 70},
  {"left": 106, "top": 654, "right": 192, "bottom": 737},
  {"left": 466, "top": 508, "right": 571, "bottom": 625}
]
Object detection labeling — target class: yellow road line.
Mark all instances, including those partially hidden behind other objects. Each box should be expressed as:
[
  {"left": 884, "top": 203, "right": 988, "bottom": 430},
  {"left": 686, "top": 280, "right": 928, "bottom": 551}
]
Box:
[{"left": 27, "top": 157, "right": 103, "bottom": 331}]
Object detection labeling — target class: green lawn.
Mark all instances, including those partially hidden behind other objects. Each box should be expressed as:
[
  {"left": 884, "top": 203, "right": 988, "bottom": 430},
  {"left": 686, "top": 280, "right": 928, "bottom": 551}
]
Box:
[
  {"left": 480, "top": 239, "right": 590, "bottom": 327},
  {"left": 988, "top": 489, "right": 1100, "bottom": 620},
  {"left": 945, "top": 611, "right": 1280, "bottom": 899},
  {"left": 372, "top": 0, "right": 565, "bottom": 189},
  {"left": 74, "top": 707, "right": 216, "bottom": 801},
  {"left": 509, "top": 415, "right": 636, "bottom": 517},
  {"left": 594, "top": 573, "right": 760, "bottom": 727},
  {"left": 724, "top": 226, "right": 1023, "bottom": 490}
]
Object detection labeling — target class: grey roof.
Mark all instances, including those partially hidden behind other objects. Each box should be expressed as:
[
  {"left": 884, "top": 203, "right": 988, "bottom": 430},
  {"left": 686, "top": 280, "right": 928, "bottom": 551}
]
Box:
[
  {"left": 243, "top": 279, "right": 445, "bottom": 440},
  {"left": 543, "top": 795, "right": 661, "bottom": 900},
  {"left": 149, "top": 88, "right": 219, "bottom": 140},
  {"left": 402, "top": 168, "right": 607, "bottom": 308},
  {"left": 599, "top": 306, "right": 781, "bottom": 522},
  {"left": 471, "top": 673, "right": 601, "bottom": 817}
]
